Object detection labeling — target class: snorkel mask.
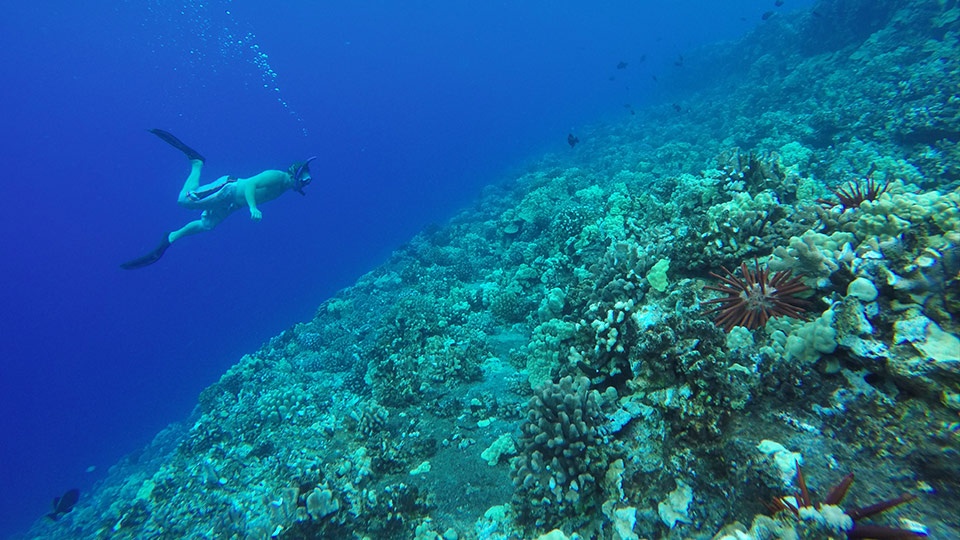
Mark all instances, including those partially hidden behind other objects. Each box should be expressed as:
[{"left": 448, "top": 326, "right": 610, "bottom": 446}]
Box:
[{"left": 290, "top": 156, "right": 317, "bottom": 195}]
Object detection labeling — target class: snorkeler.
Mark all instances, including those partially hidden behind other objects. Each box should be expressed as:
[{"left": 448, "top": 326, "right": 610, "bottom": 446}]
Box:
[{"left": 120, "top": 129, "right": 316, "bottom": 269}]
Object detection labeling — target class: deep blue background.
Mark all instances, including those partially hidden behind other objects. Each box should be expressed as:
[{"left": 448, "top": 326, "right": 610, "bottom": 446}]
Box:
[{"left": 0, "top": 1, "right": 811, "bottom": 535}]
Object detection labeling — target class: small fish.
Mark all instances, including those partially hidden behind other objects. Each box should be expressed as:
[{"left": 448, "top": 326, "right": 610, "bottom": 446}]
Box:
[
  {"left": 638, "top": 54, "right": 646, "bottom": 63},
  {"left": 672, "top": 103, "right": 682, "bottom": 113},
  {"left": 47, "top": 488, "right": 80, "bottom": 521},
  {"left": 775, "top": 0, "right": 784, "bottom": 6},
  {"left": 567, "top": 133, "right": 579, "bottom": 148},
  {"left": 577, "top": 361, "right": 601, "bottom": 378},
  {"left": 762, "top": 10, "right": 774, "bottom": 20},
  {"left": 673, "top": 54, "right": 684, "bottom": 67},
  {"left": 616, "top": 61, "right": 628, "bottom": 69}
]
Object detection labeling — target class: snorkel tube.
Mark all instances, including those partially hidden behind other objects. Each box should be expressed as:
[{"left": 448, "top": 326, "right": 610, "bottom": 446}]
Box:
[{"left": 291, "top": 156, "right": 317, "bottom": 195}]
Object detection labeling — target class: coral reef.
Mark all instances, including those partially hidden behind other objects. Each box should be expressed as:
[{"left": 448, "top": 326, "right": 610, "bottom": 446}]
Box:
[{"left": 20, "top": 0, "right": 960, "bottom": 539}]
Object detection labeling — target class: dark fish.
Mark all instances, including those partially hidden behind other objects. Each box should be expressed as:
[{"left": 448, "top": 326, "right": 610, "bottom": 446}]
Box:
[
  {"left": 638, "top": 54, "right": 646, "bottom": 63},
  {"left": 567, "top": 133, "right": 579, "bottom": 148},
  {"left": 651, "top": 74, "right": 658, "bottom": 82},
  {"left": 617, "top": 61, "right": 628, "bottom": 69},
  {"left": 672, "top": 103, "right": 682, "bottom": 113},
  {"left": 762, "top": 10, "right": 774, "bottom": 20},
  {"left": 577, "top": 361, "right": 601, "bottom": 378},
  {"left": 673, "top": 55, "right": 684, "bottom": 67},
  {"left": 47, "top": 488, "right": 79, "bottom": 521},
  {"left": 775, "top": 0, "right": 784, "bottom": 6}
]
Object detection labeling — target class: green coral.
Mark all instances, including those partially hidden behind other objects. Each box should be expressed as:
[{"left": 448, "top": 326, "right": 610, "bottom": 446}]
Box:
[{"left": 645, "top": 258, "right": 671, "bottom": 293}]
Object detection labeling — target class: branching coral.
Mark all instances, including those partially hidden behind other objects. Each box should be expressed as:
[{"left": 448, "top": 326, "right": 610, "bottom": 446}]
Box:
[{"left": 510, "top": 376, "right": 614, "bottom": 529}]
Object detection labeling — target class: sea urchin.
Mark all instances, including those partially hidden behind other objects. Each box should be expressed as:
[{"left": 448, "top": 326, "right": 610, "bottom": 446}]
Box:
[
  {"left": 769, "top": 462, "right": 925, "bottom": 539},
  {"left": 702, "top": 259, "right": 809, "bottom": 332},
  {"left": 818, "top": 176, "right": 891, "bottom": 211}
]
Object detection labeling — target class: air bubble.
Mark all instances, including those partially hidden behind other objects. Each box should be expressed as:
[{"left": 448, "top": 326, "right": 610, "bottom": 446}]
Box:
[{"left": 133, "top": 0, "right": 307, "bottom": 135}]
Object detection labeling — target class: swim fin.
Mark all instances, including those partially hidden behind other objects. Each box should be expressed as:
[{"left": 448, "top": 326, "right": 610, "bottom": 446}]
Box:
[
  {"left": 148, "top": 129, "right": 206, "bottom": 163},
  {"left": 120, "top": 234, "right": 172, "bottom": 270}
]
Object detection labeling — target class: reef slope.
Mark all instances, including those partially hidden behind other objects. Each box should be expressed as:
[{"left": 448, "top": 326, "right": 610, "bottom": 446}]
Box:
[{"left": 24, "top": 0, "right": 960, "bottom": 538}]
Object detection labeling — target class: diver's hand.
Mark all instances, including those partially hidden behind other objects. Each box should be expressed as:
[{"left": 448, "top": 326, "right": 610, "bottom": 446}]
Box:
[{"left": 250, "top": 208, "right": 262, "bottom": 221}]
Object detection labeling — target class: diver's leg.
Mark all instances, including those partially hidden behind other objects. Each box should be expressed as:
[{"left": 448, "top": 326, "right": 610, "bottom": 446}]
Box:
[
  {"left": 169, "top": 209, "right": 226, "bottom": 243},
  {"left": 181, "top": 176, "right": 236, "bottom": 205},
  {"left": 121, "top": 210, "right": 225, "bottom": 269},
  {"left": 121, "top": 216, "right": 205, "bottom": 269},
  {"left": 177, "top": 160, "right": 204, "bottom": 204},
  {"left": 168, "top": 219, "right": 208, "bottom": 243}
]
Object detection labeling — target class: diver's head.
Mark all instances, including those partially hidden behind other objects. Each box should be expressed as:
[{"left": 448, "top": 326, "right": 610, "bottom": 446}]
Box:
[{"left": 289, "top": 156, "right": 317, "bottom": 195}]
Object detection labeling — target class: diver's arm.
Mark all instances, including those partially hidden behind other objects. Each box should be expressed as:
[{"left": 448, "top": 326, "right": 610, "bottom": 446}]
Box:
[{"left": 244, "top": 181, "right": 262, "bottom": 221}]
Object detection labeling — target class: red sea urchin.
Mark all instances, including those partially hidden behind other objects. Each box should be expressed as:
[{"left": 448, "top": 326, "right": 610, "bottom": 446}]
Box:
[
  {"left": 769, "top": 462, "right": 925, "bottom": 539},
  {"left": 702, "top": 259, "right": 809, "bottom": 332},
  {"left": 818, "top": 176, "right": 891, "bottom": 211}
]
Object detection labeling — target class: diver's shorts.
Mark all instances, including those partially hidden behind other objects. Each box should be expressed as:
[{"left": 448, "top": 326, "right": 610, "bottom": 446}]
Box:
[
  {"left": 183, "top": 176, "right": 240, "bottom": 228},
  {"left": 199, "top": 206, "right": 236, "bottom": 230},
  {"left": 180, "top": 176, "right": 237, "bottom": 208}
]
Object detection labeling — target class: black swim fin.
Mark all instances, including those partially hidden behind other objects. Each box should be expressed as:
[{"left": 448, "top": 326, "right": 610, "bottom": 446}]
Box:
[
  {"left": 148, "top": 129, "right": 206, "bottom": 163},
  {"left": 120, "top": 234, "right": 172, "bottom": 270}
]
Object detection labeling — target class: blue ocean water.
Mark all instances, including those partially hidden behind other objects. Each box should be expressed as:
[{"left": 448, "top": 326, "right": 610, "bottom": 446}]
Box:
[{"left": 0, "top": 1, "right": 813, "bottom": 536}]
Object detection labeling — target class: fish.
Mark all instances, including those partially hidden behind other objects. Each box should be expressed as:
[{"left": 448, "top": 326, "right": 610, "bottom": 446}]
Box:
[
  {"left": 775, "top": 0, "right": 785, "bottom": 6},
  {"left": 567, "top": 133, "right": 580, "bottom": 148},
  {"left": 617, "top": 61, "right": 628, "bottom": 69},
  {"left": 762, "top": 10, "right": 775, "bottom": 20},
  {"left": 673, "top": 55, "right": 684, "bottom": 67},
  {"left": 47, "top": 488, "right": 80, "bottom": 521}
]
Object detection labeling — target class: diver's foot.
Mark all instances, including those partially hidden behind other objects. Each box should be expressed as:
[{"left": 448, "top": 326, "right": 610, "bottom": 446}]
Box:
[
  {"left": 120, "top": 234, "right": 172, "bottom": 270},
  {"left": 148, "top": 128, "right": 206, "bottom": 163}
]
